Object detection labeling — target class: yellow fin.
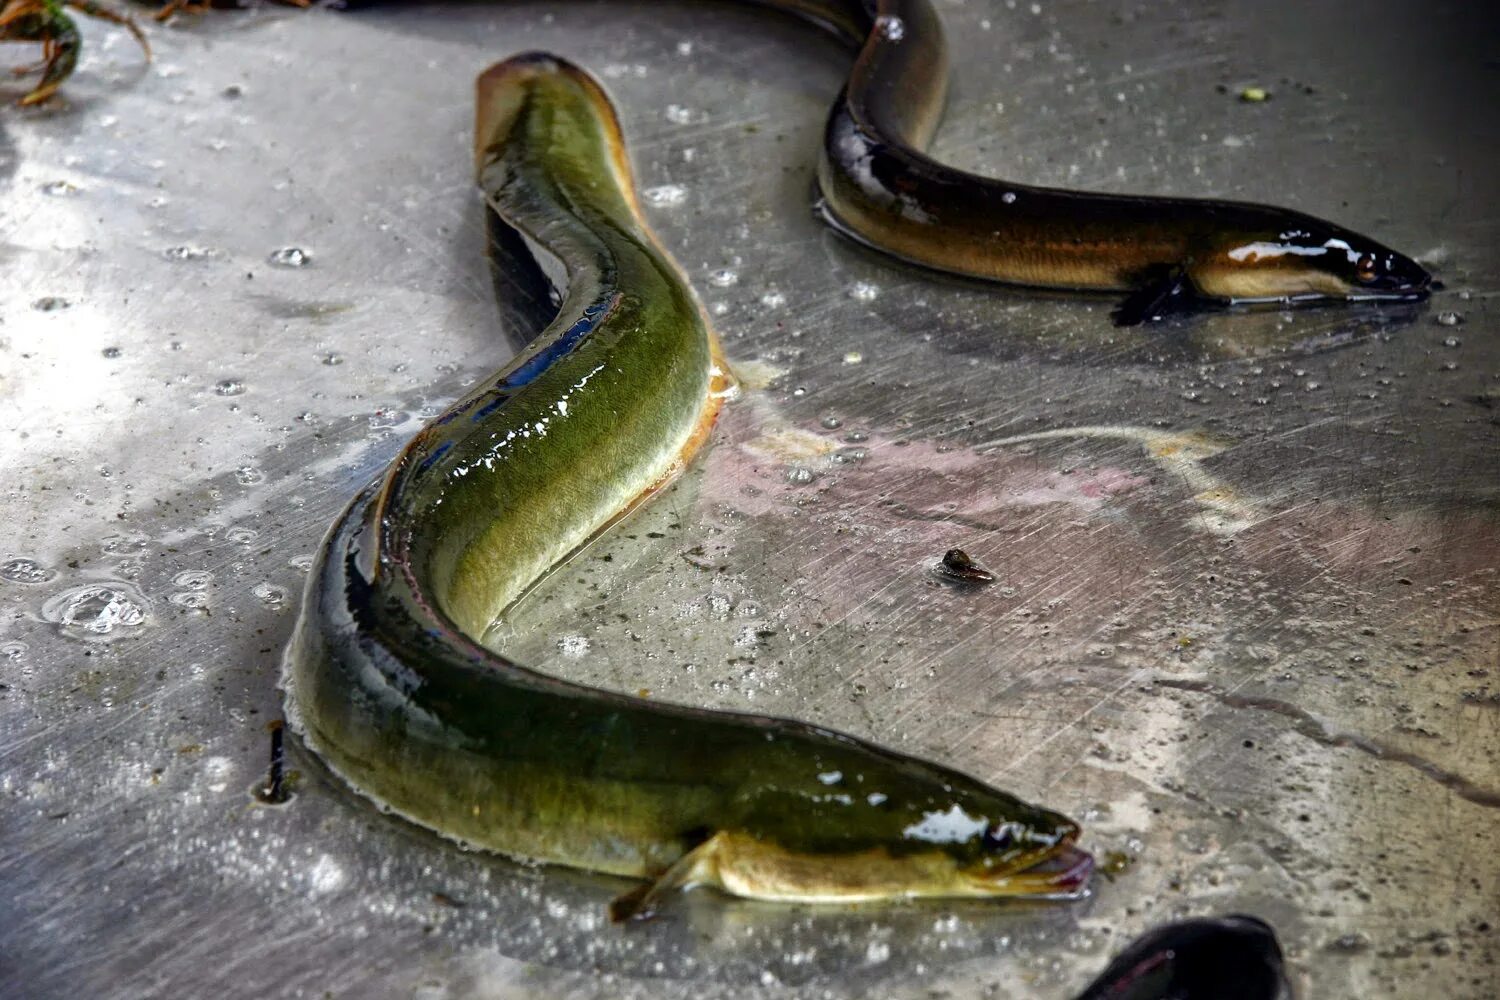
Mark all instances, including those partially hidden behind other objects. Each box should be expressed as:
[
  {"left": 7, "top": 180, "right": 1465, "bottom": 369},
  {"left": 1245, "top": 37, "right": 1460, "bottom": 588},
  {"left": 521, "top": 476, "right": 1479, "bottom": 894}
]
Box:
[{"left": 608, "top": 833, "right": 725, "bottom": 922}]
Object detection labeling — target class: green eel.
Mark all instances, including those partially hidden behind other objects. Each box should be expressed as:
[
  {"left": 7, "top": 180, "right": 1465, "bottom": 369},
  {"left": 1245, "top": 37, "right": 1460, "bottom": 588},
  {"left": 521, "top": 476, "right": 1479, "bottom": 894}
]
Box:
[
  {"left": 282, "top": 0, "right": 1434, "bottom": 923},
  {"left": 285, "top": 55, "right": 1091, "bottom": 920}
]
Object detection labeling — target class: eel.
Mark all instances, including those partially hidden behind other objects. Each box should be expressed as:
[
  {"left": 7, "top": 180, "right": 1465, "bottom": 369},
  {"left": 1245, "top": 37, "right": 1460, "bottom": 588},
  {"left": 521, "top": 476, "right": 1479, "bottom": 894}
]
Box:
[
  {"left": 756, "top": 0, "right": 1431, "bottom": 323},
  {"left": 285, "top": 53, "right": 1092, "bottom": 921}
]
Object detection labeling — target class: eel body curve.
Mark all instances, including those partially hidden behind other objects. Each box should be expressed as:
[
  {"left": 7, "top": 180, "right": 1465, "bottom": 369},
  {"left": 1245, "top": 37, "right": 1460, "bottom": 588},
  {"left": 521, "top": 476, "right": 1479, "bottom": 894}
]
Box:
[{"left": 285, "top": 54, "right": 1092, "bottom": 920}]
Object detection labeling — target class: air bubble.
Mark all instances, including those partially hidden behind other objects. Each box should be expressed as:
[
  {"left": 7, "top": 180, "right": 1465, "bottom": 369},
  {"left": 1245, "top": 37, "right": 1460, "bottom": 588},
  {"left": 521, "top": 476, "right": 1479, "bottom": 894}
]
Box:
[
  {"left": 252, "top": 582, "right": 288, "bottom": 609},
  {"left": 1, "top": 558, "right": 55, "bottom": 585},
  {"left": 173, "top": 570, "right": 213, "bottom": 590},
  {"left": 214, "top": 379, "right": 246, "bottom": 396},
  {"left": 41, "top": 583, "right": 148, "bottom": 638},
  {"left": 849, "top": 281, "right": 879, "bottom": 302}
]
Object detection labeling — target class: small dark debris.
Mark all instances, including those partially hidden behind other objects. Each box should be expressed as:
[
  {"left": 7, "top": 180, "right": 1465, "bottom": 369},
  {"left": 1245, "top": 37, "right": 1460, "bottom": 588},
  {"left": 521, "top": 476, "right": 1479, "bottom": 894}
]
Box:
[
  {"left": 253, "top": 719, "right": 291, "bottom": 804},
  {"left": 935, "top": 548, "right": 995, "bottom": 585}
]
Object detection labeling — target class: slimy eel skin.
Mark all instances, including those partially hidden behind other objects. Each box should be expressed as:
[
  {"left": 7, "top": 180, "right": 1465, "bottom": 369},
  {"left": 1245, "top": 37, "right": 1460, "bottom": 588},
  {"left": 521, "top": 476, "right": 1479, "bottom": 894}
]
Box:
[{"left": 285, "top": 54, "right": 1092, "bottom": 920}]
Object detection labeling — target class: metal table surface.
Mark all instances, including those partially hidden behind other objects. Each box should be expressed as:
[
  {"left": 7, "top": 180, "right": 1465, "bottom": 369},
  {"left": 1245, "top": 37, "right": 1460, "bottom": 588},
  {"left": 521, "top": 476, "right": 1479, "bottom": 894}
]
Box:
[{"left": 2, "top": 1, "right": 1496, "bottom": 997}]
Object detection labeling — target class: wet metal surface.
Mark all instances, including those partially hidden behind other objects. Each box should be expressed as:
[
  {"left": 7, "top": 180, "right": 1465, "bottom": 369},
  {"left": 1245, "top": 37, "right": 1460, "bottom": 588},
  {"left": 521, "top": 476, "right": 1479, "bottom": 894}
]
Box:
[{"left": 2, "top": 1, "right": 1497, "bottom": 997}]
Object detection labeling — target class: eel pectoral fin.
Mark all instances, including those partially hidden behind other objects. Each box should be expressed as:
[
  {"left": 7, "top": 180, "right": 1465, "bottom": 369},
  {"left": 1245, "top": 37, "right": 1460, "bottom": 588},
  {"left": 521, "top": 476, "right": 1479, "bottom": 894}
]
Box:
[
  {"left": 1113, "top": 264, "right": 1195, "bottom": 327},
  {"left": 608, "top": 833, "right": 727, "bottom": 923}
]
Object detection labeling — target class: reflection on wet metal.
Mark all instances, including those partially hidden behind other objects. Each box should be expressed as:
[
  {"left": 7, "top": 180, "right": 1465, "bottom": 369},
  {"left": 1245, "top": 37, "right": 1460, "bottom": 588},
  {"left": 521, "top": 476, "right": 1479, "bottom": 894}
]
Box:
[{"left": 0, "top": 1, "right": 1496, "bottom": 998}]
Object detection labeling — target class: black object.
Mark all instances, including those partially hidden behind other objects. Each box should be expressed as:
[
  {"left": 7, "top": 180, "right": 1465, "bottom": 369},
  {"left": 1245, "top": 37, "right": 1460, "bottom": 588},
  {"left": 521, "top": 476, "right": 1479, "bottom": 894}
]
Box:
[{"left": 1075, "top": 914, "right": 1292, "bottom": 1000}]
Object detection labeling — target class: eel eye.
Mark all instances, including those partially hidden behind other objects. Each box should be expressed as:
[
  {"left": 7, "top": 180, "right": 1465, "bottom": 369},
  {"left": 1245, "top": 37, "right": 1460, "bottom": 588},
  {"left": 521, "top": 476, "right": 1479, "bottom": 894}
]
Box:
[{"left": 1356, "top": 253, "right": 1378, "bottom": 283}]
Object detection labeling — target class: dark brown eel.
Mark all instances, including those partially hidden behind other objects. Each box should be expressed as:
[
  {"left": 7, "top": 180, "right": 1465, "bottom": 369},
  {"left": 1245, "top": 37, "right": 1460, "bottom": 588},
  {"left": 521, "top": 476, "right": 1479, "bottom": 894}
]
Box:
[{"left": 763, "top": 0, "right": 1430, "bottom": 323}]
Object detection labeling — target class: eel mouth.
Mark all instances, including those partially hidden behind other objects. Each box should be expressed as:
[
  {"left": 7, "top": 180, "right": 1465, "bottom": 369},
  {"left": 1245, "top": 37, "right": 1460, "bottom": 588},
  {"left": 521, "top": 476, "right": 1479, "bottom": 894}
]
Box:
[{"left": 971, "top": 843, "right": 1095, "bottom": 899}]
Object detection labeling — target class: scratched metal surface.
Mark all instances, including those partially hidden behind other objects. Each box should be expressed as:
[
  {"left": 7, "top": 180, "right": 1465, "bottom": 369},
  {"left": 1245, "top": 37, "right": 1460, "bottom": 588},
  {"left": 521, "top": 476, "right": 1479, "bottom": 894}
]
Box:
[{"left": 1, "top": 0, "right": 1496, "bottom": 997}]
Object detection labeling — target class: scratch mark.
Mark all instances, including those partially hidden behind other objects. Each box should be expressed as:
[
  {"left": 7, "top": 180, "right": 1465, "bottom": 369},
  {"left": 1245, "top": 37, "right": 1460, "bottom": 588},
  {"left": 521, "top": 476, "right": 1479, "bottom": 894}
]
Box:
[{"left": 1155, "top": 677, "right": 1500, "bottom": 809}]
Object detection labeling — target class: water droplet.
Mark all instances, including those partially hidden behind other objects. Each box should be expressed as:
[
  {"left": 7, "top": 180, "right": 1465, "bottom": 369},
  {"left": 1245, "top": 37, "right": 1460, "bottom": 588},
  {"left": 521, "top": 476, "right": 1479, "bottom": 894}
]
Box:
[
  {"left": 664, "top": 104, "right": 695, "bottom": 125},
  {"left": 252, "top": 582, "right": 288, "bottom": 609},
  {"left": 289, "top": 554, "right": 315, "bottom": 573},
  {"left": 101, "top": 346, "right": 121, "bottom": 359},
  {"left": 786, "top": 466, "right": 816, "bottom": 485},
  {"left": 214, "top": 379, "right": 246, "bottom": 396},
  {"left": 32, "top": 297, "right": 71, "bottom": 311},
  {"left": 842, "top": 351, "right": 864, "bottom": 365},
  {"left": 760, "top": 290, "right": 787, "bottom": 308},
  {"left": 1328, "top": 932, "right": 1371, "bottom": 953},
  {"left": 1435, "top": 311, "right": 1464, "bottom": 327},
  {"left": 557, "top": 634, "right": 590, "bottom": 657},
  {"left": 734, "top": 625, "right": 768, "bottom": 649},
  {"left": 1001, "top": 191, "right": 1018, "bottom": 204},
  {"left": 162, "top": 245, "right": 217, "bottom": 262},
  {"left": 1, "top": 558, "right": 55, "bottom": 585},
  {"left": 0, "top": 640, "right": 27, "bottom": 662},
  {"left": 643, "top": 184, "right": 687, "bottom": 207},
  {"left": 820, "top": 415, "right": 842, "bottom": 429},
  {"left": 368, "top": 407, "right": 406, "bottom": 429},
  {"left": 268, "top": 247, "right": 311, "bottom": 268},
  {"left": 173, "top": 569, "right": 213, "bottom": 590},
  {"left": 878, "top": 14, "right": 905, "bottom": 40},
  {"left": 41, "top": 180, "right": 79, "bottom": 197},
  {"left": 169, "top": 591, "right": 210, "bottom": 611},
  {"left": 709, "top": 268, "right": 739, "bottom": 288},
  {"left": 849, "top": 281, "right": 880, "bottom": 302},
  {"left": 235, "top": 466, "right": 265, "bottom": 486},
  {"left": 1441, "top": 336, "right": 1461, "bottom": 348},
  {"left": 41, "top": 583, "right": 148, "bottom": 638},
  {"left": 321, "top": 353, "right": 343, "bottom": 366}
]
